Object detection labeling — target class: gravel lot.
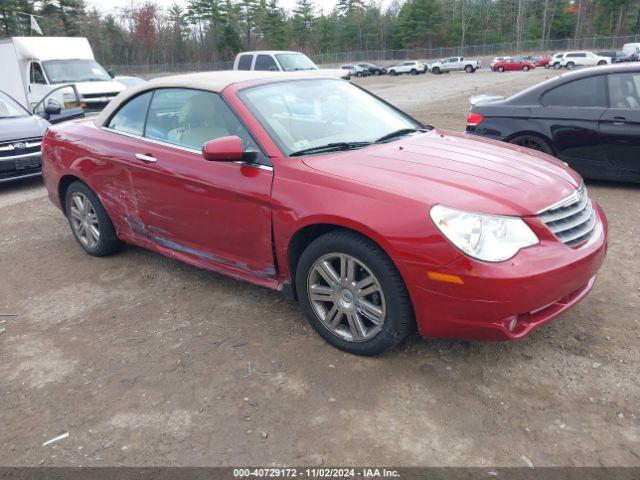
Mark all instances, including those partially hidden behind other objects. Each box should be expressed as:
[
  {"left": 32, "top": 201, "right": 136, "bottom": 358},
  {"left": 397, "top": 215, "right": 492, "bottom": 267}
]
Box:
[{"left": 1, "top": 68, "right": 639, "bottom": 467}]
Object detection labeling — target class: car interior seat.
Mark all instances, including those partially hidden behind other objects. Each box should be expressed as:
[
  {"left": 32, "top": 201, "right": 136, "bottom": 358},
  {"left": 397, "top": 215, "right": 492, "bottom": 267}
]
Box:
[{"left": 168, "top": 93, "right": 230, "bottom": 149}]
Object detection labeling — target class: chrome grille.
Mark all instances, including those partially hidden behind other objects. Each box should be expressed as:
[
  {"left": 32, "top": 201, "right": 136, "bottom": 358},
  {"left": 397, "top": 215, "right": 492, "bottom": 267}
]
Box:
[
  {"left": 0, "top": 138, "right": 42, "bottom": 159},
  {"left": 539, "top": 185, "right": 596, "bottom": 247}
]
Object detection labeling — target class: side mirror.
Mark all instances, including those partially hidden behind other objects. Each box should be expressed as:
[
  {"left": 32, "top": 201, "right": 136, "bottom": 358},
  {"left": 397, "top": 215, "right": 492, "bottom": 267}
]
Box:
[
  {"left": 108, "top": 70, "right": 115, "bottom": 79},
  {"left": 44, "top": 101, "right": 62, "bottom": 116},
  {"left": 203, "top": 136, "right": 246, "bottom": 162}
]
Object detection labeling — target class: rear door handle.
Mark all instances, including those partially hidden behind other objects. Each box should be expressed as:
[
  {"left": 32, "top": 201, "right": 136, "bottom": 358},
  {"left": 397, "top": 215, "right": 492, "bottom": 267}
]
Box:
[{"left": 134, "top": 153, "right": 157, "bottom": 163}]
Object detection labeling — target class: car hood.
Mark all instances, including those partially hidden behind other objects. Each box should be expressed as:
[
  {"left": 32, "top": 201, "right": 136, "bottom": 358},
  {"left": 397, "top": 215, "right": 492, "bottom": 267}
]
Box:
[
  {"left": 0, "top": 115, "right": 49, "bottom": 143},
  {"left": 74, "top": 80, "right": 126, "bottom": 96},
  {"left": 301, "top": 129, "right": 582, "bottom": 216}
]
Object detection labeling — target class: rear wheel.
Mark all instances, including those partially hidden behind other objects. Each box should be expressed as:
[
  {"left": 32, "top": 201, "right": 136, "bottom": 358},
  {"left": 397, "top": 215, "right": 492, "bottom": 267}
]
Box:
[
  {"left": 295, "top": 230, "right": 414, "bottom": 356},
  {"left": 509, "top": 134, "right": 554, "bottom": 155},
  {"left": 65, "top": 181, "right": 122, "bottom": 256},
  {"left": 566, "top": 61, "right": 575, "bottom": 69}
]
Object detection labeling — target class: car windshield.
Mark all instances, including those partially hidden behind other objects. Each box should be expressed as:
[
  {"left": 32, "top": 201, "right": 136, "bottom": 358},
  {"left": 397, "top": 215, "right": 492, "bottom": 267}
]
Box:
[
  {"left": 0, "top": 91, "right": 29, "bottom": 118},
  {"left": 43, "top": 59, "right": 111, "bottom": 83},
  {"left": 275, "top": 53, "right": 318, "bottom": 71},
  {"left": 240, "top": 79, "right": 421, "bottom": 155}
]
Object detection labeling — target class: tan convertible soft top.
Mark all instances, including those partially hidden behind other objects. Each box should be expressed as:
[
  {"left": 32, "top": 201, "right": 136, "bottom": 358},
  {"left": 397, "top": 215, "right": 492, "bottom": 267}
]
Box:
[{"left": 94, "top": 69, "right": 344, "bottom": 126}]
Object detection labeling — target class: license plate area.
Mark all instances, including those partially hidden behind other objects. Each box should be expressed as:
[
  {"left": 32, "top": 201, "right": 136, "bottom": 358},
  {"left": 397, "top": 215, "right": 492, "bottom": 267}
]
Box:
[{"left": 15, "top": 156, "right": 41, "bottom": 171}]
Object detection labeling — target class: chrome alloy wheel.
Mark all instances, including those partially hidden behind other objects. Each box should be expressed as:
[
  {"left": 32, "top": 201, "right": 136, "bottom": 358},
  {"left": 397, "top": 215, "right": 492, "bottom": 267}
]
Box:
[
  {"left": 307, "top": 253, "right": 386, "bottom": 342},
  {"left": 69, "top": 192, "right": 100, "bottom": 249}
]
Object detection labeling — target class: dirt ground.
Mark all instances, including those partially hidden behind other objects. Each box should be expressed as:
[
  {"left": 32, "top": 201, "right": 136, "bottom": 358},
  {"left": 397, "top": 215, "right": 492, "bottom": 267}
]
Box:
[{"left": 1, "top": 68, "right": 639, "bottom": 468}]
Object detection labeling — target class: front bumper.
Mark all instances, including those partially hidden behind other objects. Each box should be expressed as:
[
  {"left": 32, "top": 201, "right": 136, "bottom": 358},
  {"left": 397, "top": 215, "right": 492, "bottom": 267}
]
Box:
[
  {"left": 0, "top": 152, "right": 42, "bottom": 183},
  {"left": 401, "top": 202, "right": 608, "bottom": 340}
]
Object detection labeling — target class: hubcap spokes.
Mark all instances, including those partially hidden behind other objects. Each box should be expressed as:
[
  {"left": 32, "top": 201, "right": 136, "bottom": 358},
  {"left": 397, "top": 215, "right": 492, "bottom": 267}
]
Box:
[
  {"left": 69, "top": 193, "right": 100, "bottom": 249},
  {"left": 308, "top": 253, "right": 386, "bottom": 342}
]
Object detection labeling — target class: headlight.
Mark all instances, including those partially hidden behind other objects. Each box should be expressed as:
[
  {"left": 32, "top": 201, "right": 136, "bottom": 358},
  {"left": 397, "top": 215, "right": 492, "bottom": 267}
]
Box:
[{"left": 430, "top": 205, "right": 539, "bottom": 262}]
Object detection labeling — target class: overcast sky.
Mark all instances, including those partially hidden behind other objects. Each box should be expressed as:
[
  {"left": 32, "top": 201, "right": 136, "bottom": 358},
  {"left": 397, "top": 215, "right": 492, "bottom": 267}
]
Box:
[{"left": 87, "top": 0, "right": 344, "bottom": 16}]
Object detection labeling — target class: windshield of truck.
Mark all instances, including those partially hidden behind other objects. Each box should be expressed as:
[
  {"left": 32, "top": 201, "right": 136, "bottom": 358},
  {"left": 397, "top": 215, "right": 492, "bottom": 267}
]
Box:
[
  {"left": 275, "top": 53, "right": 318, "bottom": 71},
  {"left": 0, "top": 91, "right": 29, "bottom": 118},
  {"left": 42, "top": 60, "right": 111, "bottom": 83}
]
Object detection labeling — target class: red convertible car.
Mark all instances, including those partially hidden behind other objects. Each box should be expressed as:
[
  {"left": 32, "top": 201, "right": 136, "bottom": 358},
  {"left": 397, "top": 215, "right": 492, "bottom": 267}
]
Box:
[
  {"left": 41, "top": 71, "right": 607, "bottom": 355},
  {"left": 493, "top": 59, "right": 536, "bottom": 72}
]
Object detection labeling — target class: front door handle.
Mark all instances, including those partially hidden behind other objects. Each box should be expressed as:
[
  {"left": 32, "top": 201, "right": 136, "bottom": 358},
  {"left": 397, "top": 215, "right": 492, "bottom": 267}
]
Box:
[{"left": 134, "top": 153, "right": 157, "bottom": 163}]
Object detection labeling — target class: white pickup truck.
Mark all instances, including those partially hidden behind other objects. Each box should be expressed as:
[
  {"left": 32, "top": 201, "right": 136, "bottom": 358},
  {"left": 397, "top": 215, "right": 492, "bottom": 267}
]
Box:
[{"left": 429, "top": 57, "right": 481, "bottom": 74}]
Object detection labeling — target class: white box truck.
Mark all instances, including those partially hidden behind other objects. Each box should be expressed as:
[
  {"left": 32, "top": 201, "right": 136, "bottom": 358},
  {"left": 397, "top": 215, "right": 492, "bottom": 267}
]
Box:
[{"left": 0, "top": 36, "right": 125, "bottom": 112}]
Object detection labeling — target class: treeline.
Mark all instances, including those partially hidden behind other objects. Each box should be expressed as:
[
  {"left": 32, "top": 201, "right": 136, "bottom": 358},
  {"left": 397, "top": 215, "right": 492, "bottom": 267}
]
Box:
[{"left": 1, "top": 0, "right": 639, "bottom": 66}]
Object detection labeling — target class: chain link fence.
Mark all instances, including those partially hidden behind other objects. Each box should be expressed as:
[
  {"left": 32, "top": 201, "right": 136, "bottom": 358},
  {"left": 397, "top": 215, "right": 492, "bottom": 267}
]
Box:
[{"left": 108, "top": 35, "right": 640, "bottom": 76}]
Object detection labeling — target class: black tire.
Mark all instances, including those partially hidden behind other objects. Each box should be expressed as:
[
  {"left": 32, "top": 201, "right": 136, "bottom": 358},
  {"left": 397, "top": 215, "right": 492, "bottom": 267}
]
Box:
[
  {"left": 389, "top": 70, "right": 397, "bottom": 76},
  {"left": 566, "top": 61, "right": 575, "bottom": 69},
  {"left": 465, "top": 65, "right": 473, "bottom": 73},
  {"left": 432, "top": 67, "right": 440, "bottom": 74},
  {"left": 498, "top": 66, "right": 505, "bottom": 72},
  {"left": 356, "top": 71, "right": 363, "bottom": 77},
  {"left": 522, "top": 65, "right": 530, "bottom": 71},
  {"left": 295, "top": 230, "right": 415, "bottom": 356},
  {"left": 64, "top": 181, "right": 122, "bottom": 257},
  {"left": 373, "top": 70, "right": 379, "bottom": 75},
  {"left": 508, "top": 134, "right": 554, "bottom": 155},
  {"left": 410, "top": 69, "right": 417, "bottom": 75},
  {"left": 597, "top": 60, "right": 607, "bottom": 66}
]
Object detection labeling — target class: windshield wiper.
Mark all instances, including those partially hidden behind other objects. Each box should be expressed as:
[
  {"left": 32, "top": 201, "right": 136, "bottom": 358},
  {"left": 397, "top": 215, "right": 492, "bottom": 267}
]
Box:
[
  {"left": 375, "top": 128, "right": 427, "bottom": 143},
  {"left": 289, "top": 141, "right": 372, "bottom": 157}
]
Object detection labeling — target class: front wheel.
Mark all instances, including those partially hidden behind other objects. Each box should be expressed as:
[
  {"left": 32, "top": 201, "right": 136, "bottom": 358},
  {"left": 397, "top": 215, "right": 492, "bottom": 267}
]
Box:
[
  {"left": 295, "top": 230, "right": 414, "bottom": 356},
  {"left": 498, "top": 66, "right": 505, "bottom": 72},
  {"left": 356, "top": 71, "right": 363, "bottom": 77},
  {"left": 410, "top": 69, "right": 417, "bottom": 75},
  {"left": 597, "top": 60, "right": 607, "bottom": 66},
  {"left": 65, "top": 181, "right": 122, "bottom": 256},
  {"left": 522, "top": 65, "right": 530, "bottom": 71},
  {"left": 509, "top": 134, "right": 554, "bottom": 155},
  {"left": 389, "top": 70, "right": 397, "bottom": 76},
  {"left": 465, "top": 65, "right": 473, "bottom": 73},
  {"left": 432, "top": 67, "right": 440, "bottom": 74}
]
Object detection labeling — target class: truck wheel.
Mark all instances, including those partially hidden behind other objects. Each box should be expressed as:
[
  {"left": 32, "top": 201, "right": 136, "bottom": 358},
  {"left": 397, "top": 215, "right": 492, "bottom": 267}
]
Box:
[
  {"left": 498, "top": 66, "right": 505, "bottom": 72},
  {"left": 65, "top": 181, "right": 123, "bottom": 257},
  {"left": 432, "top": 67, "right": 440, "bottom": 74},
  {"left": 465, "top": 65, "right": 473, "bottom": 73},
  {"left": 295, "top": 230, "right": 415, "bottom": 356}
]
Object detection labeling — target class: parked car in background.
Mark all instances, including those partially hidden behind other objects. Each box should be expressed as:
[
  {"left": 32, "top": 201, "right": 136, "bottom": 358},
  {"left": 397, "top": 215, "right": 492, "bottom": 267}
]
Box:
[
  {"left": 429, "top": 57, "right": 480, "bottom": 74},
  {"left": 0, "top": 36, "right": 125, "bottom": 112},
  {"left": 115, "top": 76, "right": 147, "bottom": 89},
  {"left": 597, "top": 51, "right": 632, "bottom": 63},
  {"left": 467, "top": 64, "right": 640, "bottom": 183},
  {"left": 549, "top": 52, "right": 566, "bottom": 69},
  {"left": 358, "top": 63, "right": 386, "bottom": 75},
  {"left": 341, "top": 64, "right": 369, "bottom": 77},
  {"left": 536, "top": 56, "right": 552, "bottom": 68},
  {"left": 41, "top": 70, "right": 607, "bottom": 354},
  {"left": 492, "top": 58, "right": 535, "bottom": 72},
  {"left": 559, "top": 51, "right": 610, "bottom": 69},
  {"left": 388, "top": 61, "right": 426, "bottom": 75},
  {"left": 623, "top": 43, "right": 640, "bottom": 61},
  {"left": 1, "top": 86, "right": 83, "bottom": 183},
  {"left": 234, "top": 50, "right": 318, "bottom": 72},
  {"left": 490, "top": 57, "right": 511, "bottom": 69}
]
